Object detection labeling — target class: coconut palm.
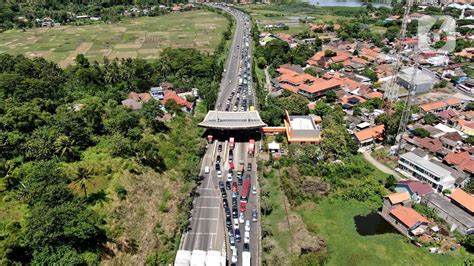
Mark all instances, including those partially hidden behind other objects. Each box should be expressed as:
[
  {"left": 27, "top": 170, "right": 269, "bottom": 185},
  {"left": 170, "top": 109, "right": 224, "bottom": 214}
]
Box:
[
  {"left": 75, "top": 166, "right": 92, "bottom": 197},
  {"left": 54, "top": 135, "right": 77, "bottom": 161}
]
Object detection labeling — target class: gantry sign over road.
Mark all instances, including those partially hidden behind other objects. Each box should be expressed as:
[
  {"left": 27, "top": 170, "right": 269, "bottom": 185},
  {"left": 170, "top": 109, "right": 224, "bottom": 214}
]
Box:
[{"left": 199, "top": 111, "right": 266, "bottom": 130}]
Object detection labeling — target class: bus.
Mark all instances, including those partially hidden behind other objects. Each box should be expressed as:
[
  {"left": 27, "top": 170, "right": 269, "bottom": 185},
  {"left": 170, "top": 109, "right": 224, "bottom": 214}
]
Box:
[{"left": 240, "top": 179, "right": 251, "bottom": 203}]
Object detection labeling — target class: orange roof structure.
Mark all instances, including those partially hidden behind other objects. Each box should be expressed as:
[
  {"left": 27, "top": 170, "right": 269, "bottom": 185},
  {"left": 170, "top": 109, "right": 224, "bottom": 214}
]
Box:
[
  {"left": 385, "top": 192, "right": 411, "bottom": 205},
  {"left": 299, "top": 78, "right": 342, "bottom": 94},
  {"left": 360, "top": 48, "right": 380, "bottom": 61},
  {"left": 450, "top": 189, "right": 474, "bottom": 213},
  {"left": 161, "top": 90, "right": 192, "bottom": 109},
  {"left": 340, "top": 94, "right": 366, "bottom": 105},
  {"left": 445, "top": 98, "right": 465, "bottom": 106},
  {"left": 419, "top": 101, "right": 447, "bottom": 112},
  {"left": 366, "top": 91, "right": 384, "bottom": 99},
  {"left": 390, "top": 206, "right": 429, "bottom": 228},
  {"left": 354, "top": 125, "right": 384, "bottom": 142}
]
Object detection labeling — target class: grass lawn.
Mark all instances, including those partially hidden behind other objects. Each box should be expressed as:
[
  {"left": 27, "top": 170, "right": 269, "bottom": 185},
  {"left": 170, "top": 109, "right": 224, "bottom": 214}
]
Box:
[
  {"left": 297, "top": 199, "right": 472, "bottom": 265},
  {"left": 0, "top": 10, "right": 228, "bottom": 67},
  {"left": 261, "top": 170, "right": 291, "bottom": 253}
]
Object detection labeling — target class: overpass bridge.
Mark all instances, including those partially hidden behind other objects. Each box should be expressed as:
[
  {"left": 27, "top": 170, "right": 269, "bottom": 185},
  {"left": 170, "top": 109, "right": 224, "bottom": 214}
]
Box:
[{"left": 199, "top": 111, "right": 266, "bottom": 130}]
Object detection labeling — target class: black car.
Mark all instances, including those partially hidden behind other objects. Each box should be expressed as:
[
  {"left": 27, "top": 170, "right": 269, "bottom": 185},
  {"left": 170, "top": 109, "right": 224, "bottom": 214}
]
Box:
[
  {"left": 220, "top": 187, "right": 226, "bottom": 198},
  {"left": 229, "top": 151, "right": 233, "bottom": 161},
  {"left": 243, "top": 243, "right": 250, "bottom": 252},
  {"left": 226, "top": 216, "right": 231, "bottom": 227},
  {"left": 216, "top": 155, "right": 221, "bottom": 164},
  {"left": 237, "top": 175, "right": 243, "bottom": 186},
  {"left": 218, "top": 145, "right": 222, "bottom": 152},
  {"left": 215, "top": 163, "right": 220, "bottom": 171},
  {"left": 225, "top": 207, "right": 231, "bottom": 218},
  {"left": 223, "top": 198, "right": 228, "bottom": 209},
  {"left": 226, "top": 181, "right": 231, "bottom": 190},
  {"left": 247, "top": 163, "right": 252, "bottom": 171},
  {"left": 232, "top": 197, "right": 238, "bottom": 207},
  {"left": 219, "top": 181, "right": 225, "bottom": 190},
  {"left": 232, "top": 206, "right": 238, "bottom": 218}
]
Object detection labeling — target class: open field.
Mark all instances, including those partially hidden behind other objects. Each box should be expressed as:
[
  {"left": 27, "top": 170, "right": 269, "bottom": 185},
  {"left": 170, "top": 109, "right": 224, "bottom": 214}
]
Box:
[
  {"left": 0, "top": 10, "right": 228, "bottom": 67},
  {"left": 298, "top": 199, "right": 472, "bottom": 265}
]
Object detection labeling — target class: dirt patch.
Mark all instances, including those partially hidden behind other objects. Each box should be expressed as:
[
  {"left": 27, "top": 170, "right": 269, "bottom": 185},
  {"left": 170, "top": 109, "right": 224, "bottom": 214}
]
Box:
[
  {"left": 110, "top": 26, "right": 127, "bottom": 33},
  {"left": 24, "top": 51, "right": 52, "bottom": 59},
  {"left": 288, "top": 213, "right": 327, "bottom": 255},
  {"left": 59, "top": 42, "right": 93, "bottom": 68},
  {"left": 195, "top": 40, "right": 210, "bottom": 46}
]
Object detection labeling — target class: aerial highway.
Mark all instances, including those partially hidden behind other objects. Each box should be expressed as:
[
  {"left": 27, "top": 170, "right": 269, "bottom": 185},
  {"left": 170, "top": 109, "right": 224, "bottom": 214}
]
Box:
[{"left": 176, "top": 4, "right": 259, "bottom": 266}]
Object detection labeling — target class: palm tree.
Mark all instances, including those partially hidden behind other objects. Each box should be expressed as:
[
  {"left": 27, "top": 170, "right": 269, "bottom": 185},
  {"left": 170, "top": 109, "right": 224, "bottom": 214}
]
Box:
[
  {"left": 75, "top": 166, "right": 92, "bottom": 197},
  {"left": 54, "top": 135, "right": 76, "bottom": 161}
]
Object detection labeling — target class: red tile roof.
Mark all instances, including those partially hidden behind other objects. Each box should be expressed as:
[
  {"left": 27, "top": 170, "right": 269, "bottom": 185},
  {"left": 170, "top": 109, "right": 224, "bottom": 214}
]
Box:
[
  {"left": 413, "top": 137, "right": 443, "bottom": 153},
  {"left": 299, "top": 78, "right": 342, "bottom": 94},
  {"left": 397, "top": 180, "right": 433, "bottom": 196},
  {"left": 161, "top": 90, "right": 192, "bottom": 109},
  {"left": 450, "top": 189, "right": 474, "bottom": 213},
  {"left": 366, "top": 91, "right": 384, "bottom": 99},
  {"left": 445, "top": 98, "right": 465, "bottom": 106},
  {"left": 354, "top": 125, "right": 384, "bottom": 142},
  {"left": 340, "top": 94, "right": 366, "bottom": 105},
  {"left": 281, "top": 83, "right": 299, "bottom": 93},
  {"left": 444, "top": 151, "right": 474, "bottom": 174},
  {"left": 419, "top": 101, "right": 447, "bottom": 112},
  {"left": 128, "top": 92, "right": 152, "bottom": 102},
  {"left": 390, "top": 206, "right": 429, "bottom": 228},
  {"left": 438, "top": 109, "right": 459, "bottom": 120}
]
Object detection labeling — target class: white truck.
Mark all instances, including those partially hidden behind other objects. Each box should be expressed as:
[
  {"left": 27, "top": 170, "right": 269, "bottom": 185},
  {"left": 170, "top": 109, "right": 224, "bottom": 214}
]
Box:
[{"left": 242, "top": 251, "right": 251, "bottom": 266}]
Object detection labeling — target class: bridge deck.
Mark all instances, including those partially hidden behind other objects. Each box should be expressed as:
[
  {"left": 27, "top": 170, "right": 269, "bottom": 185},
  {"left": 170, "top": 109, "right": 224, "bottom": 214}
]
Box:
[{"left": 199, "top": 111, "right": 266, "bottom": 129}]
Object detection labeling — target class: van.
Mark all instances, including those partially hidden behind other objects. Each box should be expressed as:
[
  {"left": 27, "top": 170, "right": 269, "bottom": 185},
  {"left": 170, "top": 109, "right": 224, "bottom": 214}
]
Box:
[{"left": 204, "top": 166, "right": 210, "bottom": 174}]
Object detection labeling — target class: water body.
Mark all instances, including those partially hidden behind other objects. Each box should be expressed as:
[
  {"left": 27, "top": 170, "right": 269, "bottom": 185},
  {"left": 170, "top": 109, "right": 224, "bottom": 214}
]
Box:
[{"left": 304, "top": 0, "right": 392, "bottom": 8}]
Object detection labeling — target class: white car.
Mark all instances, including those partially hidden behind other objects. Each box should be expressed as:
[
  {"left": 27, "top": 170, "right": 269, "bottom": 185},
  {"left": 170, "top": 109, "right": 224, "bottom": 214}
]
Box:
[
  {"left": 217, "top": 170, "right": 222, "bottom": 178},
  {"left": 244, "top": 231, "right": 250, "bottom": 244},
  {"left": 232, "top": 248, "right": 238, "bottom": 263},
  {"left": 204, "top": 166, "right": 210, "bottom": 174},
  {"left": 252, "top": 186, "right": 257, "bottom": 195},
  {"left": 245, "top": 220, "right": 250, "bottom": 232},
  {"left": 239, "top": 212, "right": 245, "bottom": 224},
  {"left": 227, "top": 173, "right": 233, "bottom": 182},
  {"left": 233, "top": 218, "right": 239, "bottom": 230}
]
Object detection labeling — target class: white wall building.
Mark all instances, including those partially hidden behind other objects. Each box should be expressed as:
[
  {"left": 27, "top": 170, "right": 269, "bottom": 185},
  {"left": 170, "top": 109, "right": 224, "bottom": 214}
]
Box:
[{"left": 398, "top": 151, "right": 456, "bottom": 192}]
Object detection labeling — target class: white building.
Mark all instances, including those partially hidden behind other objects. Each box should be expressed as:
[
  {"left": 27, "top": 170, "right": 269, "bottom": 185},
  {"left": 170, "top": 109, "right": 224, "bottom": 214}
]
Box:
[{"left": 398, "top": 151, "right": 456, "bottom": 192}]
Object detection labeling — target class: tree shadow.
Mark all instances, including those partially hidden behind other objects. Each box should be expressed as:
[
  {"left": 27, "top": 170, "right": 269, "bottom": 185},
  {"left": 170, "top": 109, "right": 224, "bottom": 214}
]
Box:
[
  {"left": 87, "top": 189, "right": 109, "bottom": 205},
  {"left": 353, "top": 212, "right": 397, "bottom": 236}
]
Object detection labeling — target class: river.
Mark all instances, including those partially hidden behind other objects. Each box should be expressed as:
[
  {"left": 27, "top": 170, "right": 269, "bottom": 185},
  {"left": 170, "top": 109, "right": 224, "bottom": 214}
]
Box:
[{"left": 304, "top": 0, "right": 392, "bottom": 8}]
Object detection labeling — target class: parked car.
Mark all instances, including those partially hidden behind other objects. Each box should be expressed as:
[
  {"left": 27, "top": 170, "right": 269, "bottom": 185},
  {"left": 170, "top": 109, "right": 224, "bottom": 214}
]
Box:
[
  {"left": 243, "top": 243, "right": 250, "bottom": 252},
  {"left": 252, "top": 209, "right": 257, "bottom": 222},
  {"left": 216, "top": 155, "right": 221, "bottom": 164},
  {"left": 223, "top": 198, "right": 228, "bottom": 209},
  {"left": 238, "top": 175, "right": 243, "bottom": 186},
  {"left": 226, "top": 181, "right": 231, "bottom": 190},
  {"left": 205, "top": 166, "right": 210, "bottom": 174},
  {"left": 233, "top": 218, "right": 239, "bottom": 230},
  {"left": 219, "top": 181, "right": 224, "bottom": 190},
  {"left": 252, "top": 186, "right": 257, "bottom": 195},
  {"left": 247, "top": 163, "right": 252, "bottom": 171},
  {"left": 218, "top": 144, "right": 222, "bottom": 152},
  {"left": 227, "top": 173, "right": 233, "bottom": 182}
]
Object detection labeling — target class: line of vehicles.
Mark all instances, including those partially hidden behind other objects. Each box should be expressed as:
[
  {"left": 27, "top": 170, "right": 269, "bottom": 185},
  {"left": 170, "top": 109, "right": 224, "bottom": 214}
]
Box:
[
  {"left": 223, "top": 9, "right": 253, "bottom": 113},
  {"left": 210, "top": 138, "right": 256, "bottom": 266}
]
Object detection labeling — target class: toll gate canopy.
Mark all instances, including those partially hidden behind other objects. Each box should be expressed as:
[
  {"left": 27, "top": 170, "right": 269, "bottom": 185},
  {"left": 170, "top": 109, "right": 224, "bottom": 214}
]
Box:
[{"left": 199, "top": 111, "right": 266, "bottom": 130}]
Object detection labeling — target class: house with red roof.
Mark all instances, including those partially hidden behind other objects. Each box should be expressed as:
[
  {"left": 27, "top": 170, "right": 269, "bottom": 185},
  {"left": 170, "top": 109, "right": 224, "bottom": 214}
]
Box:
[
  {"left": 161, "top": 90, "right": 193, "bottom": 112},
  {"left": 354, "top": 125, "right": 384, "bottom": 147},
  {"left": 443, "top": 151, "right": 474, "bottom": 175},
  {"left": 380, "top": 192, "right": 430, "bottom": 238},
  {"left": 450, "top": 189, "right": 474, "bottom": 216},
  {"left": 395, "top": 180, "right": 433, "bottom": 202}
]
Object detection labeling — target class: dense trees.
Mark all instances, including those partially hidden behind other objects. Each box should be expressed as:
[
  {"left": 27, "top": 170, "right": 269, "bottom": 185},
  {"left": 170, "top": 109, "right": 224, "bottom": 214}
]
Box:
[{"left": 0, "top": 39, "right": 221, "bottom": 263}]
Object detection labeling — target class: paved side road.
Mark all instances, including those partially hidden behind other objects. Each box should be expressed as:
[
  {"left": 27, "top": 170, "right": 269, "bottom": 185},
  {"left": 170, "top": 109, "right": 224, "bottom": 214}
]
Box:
[{"left": 362, "top": 151, "right": 402, "bottom": 179}]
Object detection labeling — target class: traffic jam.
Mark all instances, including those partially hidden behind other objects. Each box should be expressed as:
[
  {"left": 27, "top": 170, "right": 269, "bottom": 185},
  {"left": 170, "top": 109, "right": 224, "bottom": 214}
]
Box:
[
  {"left": 224, "top": 11, "right": 253, "bottom": 113},
  {"left": 213, "top": 137, "right": 256, "bottom": 265}
]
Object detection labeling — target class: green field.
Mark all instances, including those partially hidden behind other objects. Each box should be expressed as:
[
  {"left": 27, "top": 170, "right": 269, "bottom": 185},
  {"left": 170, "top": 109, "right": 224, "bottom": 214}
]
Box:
[
  {"left": 0, "top": 10, "right": 228, "bottom": 67},
  {"left": 298, "top": 200, "right": 471, "bottom": 265}
]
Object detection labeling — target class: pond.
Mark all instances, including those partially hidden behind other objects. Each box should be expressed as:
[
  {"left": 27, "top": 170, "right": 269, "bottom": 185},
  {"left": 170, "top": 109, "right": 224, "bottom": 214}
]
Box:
[
  {"left": 304, "top": 0, "right": 392, "bottom": 8},
  {"left": 354, "top": 212, "right": 398, "bottom": 236}
]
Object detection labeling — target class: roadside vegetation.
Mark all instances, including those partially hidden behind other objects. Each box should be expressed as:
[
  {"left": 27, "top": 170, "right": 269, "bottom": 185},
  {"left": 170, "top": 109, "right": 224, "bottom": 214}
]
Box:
[{"left": 0, "top": 5, "right": 234, "bottom": 264}]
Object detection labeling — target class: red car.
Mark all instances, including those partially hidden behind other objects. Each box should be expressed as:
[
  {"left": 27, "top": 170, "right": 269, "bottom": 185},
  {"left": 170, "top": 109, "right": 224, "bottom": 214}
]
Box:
[
  {"left": 232, "top": 182, "right": 238, "bottom": 193},
  {"left": 240, "top": 201, "right": 247, "bottom": 212},
  {"left": 229, "top": 161, "right": 235, "bottom": 170}
]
